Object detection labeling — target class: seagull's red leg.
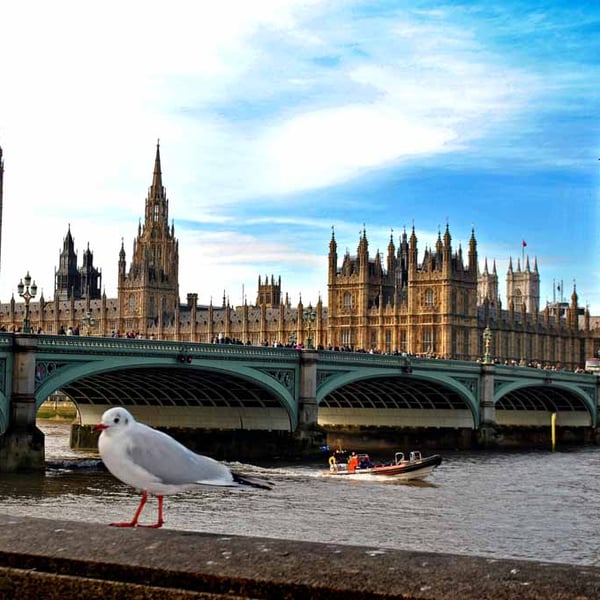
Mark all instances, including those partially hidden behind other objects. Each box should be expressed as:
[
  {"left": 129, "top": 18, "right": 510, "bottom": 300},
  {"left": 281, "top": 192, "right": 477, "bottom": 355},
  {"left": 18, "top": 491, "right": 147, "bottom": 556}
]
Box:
[
  {"left": 137, "top": 494, "right": 164, "bottom": 529},
  {"left": 110, "top": 491, "right": 148, "bottom": 527}
]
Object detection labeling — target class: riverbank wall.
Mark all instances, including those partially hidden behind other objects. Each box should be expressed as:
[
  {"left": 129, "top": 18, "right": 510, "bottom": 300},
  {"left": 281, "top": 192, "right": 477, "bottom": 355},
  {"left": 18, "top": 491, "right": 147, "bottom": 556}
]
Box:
[{"left": 0, "top": 513, "right": 598, "bottom": 599}]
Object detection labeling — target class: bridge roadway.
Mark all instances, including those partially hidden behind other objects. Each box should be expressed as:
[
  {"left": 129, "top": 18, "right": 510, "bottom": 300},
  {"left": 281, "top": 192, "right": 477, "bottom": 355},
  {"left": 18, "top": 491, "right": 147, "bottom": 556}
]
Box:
[{"left": 0, "top": 333, "right": 598, "bottom": 470}]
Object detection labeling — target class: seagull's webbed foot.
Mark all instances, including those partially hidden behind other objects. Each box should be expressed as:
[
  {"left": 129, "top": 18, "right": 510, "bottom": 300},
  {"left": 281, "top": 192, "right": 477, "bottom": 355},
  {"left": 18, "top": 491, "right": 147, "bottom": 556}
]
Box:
[
  {"left": 136, "top": 520, "right": 164, "bottom": 529},
  {"left": 108, "top": 493, "right": 165, "bottom": 528},
  {"left": 109, "top": 521, "right": 139, "bottom": 528}
]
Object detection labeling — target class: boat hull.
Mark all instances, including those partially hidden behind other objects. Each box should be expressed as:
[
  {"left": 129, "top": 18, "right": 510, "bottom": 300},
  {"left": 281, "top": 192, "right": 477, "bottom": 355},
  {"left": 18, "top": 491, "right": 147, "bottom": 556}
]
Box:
[{"left": 327, "top": 454, "right": 442, "bottom": 481}]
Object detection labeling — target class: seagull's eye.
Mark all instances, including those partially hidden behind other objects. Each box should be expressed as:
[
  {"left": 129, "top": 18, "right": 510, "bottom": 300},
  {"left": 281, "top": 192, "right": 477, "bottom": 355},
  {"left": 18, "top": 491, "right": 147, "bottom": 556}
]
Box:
[{"left": 113, "top": 417, "right": 120, "bottom": 424}]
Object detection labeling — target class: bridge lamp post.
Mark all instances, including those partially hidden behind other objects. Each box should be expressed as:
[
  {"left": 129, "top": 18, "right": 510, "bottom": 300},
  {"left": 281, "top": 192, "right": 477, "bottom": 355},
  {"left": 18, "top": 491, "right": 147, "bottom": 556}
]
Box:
[
  {"left": 289, "top": 331, "right": 297, "bottom": 348},
  {"left": 303, "top": 304, "right": 317, "bottom": 349},
  {"left": 81, "top": 310, "right": 96, "bottom": 336},
  {"left": 17, "top": 271, "right": 37, "bottom": 334},
  {"left": 482, "top": 326, "right": 493, "bottom": 364}
]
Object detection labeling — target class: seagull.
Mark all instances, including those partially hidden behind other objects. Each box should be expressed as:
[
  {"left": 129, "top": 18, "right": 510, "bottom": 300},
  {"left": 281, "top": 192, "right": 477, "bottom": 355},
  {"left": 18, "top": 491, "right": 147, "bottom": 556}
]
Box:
[{"left": 96, "top": 406, "right": 270, "bottom": 528}]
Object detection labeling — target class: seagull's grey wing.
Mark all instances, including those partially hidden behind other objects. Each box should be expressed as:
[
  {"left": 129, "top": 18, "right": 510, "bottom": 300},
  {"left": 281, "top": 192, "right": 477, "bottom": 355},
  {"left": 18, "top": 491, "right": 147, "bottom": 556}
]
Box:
[{"left": 126, "top": 424, "right": 236, "bottom": 487}]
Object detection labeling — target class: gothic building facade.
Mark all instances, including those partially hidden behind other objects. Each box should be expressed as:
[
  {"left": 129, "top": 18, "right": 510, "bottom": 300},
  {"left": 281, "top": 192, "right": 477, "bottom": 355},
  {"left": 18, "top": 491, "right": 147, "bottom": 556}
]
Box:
[
  {"left": 117, "top": 142, "right": 180, "bottom": 334},
  {"left": 327, "top": 226, "right": 479, "bottom": 358},
  {"left": 0, "top": 142, "right": 597, "bottom": 370},
  {"left": 326, "top": 226, "right": 592, "bottom": 367}
]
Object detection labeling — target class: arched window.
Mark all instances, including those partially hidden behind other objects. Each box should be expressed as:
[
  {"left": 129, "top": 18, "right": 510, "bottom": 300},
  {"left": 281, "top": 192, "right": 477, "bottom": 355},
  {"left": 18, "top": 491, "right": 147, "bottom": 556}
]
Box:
[
  {"left": 343, "top": 293, "right": 353, "bottom": 310},
  {"left": 128, "top": 294, "right": 136, "bottom": 313},
  {"left": 423, "top": 328, "right": 434, "bottom": 355},
  {"left": 425, "top": 288, "right": 434, "bottom": 307}
]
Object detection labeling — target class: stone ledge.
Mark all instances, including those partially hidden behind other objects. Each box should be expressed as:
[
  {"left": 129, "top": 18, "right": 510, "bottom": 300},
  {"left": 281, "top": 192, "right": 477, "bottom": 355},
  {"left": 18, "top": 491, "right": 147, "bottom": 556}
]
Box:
[{"left": 0, "top": 513, "right": 598, "bottom": 599}]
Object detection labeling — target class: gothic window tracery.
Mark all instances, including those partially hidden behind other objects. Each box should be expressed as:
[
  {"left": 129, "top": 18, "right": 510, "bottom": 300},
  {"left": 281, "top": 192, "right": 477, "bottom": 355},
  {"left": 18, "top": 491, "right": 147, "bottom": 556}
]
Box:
[
  {"left": 424, "top": 288, "right": 435, "bottom": 308},
  {"left": 343, "top": 292, "right": 353, "bottom": 310}
]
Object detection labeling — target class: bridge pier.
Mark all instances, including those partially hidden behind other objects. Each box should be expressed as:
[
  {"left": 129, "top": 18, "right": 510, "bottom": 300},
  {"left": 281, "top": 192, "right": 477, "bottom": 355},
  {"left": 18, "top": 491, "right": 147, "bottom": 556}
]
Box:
[
  {"left": 477, "top": 364, "right": 500, "bottom": 448},
  {"left": 295, "top": 349, "right": 326, "bottom": 451},
  {"left": 0, "top": 336, "right": 44, "bottom": 471}
]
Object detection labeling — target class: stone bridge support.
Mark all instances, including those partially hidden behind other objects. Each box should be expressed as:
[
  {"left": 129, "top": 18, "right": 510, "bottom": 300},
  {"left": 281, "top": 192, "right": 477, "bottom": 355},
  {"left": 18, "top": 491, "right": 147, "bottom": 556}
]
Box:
[
  {"left": 477, "top": 364, "right": 498, "bottom": 447},
  {"left": 0, "top": 336, "right": 44, "bottom": 471},
  {"left": 295, "top": 349, "right": 324, "bottom": 448}
]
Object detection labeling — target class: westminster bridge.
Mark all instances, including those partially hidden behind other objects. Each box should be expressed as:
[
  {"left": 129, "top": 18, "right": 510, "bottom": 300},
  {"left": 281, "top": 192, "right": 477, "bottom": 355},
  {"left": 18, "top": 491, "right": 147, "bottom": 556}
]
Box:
[{"left": 0, "top": 333, "right": 598, "bottom": 470}]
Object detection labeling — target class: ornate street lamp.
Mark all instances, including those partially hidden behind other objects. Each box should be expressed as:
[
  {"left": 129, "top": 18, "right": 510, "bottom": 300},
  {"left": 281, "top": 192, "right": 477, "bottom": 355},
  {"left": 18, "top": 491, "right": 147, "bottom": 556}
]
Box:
[
  {"left": 17, "top": 271, "right": 37, "bottom": 334},
  {"left": 81, "top": 310, "right": 96, "bottom": 336},
  {"left": 288, "top": 331, "right": 297, "bottom": 348},
  {"left": 303, "top": 303, "right": 317, "bottom": 349},
  {"left": 482, "top": 326, "right": 493, "bottom": 364}
]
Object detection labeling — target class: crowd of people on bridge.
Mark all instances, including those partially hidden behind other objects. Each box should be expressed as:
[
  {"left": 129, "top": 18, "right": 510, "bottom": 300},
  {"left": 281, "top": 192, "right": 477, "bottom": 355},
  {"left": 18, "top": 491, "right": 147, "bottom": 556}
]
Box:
[{"left": 5, "top": 324, "right": 591, "bottom": 374}]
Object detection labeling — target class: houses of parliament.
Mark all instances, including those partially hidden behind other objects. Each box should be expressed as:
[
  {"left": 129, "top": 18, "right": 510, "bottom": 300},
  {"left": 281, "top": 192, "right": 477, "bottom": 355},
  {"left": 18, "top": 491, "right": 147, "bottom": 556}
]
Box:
[{"left": 0, "top": 142, "right": 598, "bottom": 370}]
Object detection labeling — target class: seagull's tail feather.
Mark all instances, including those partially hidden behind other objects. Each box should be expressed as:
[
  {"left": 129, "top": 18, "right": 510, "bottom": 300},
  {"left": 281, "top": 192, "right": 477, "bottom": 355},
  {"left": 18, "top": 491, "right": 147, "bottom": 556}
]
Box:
[{"left": 232, "top": 471, "right": 273, "bottom": 490}]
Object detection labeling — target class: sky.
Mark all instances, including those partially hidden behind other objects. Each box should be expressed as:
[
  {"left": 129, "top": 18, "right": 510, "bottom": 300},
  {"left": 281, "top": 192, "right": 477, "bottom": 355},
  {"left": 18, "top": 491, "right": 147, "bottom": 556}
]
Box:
[{"left": 0, "top": 1, "right": 599, "bottom": 312}]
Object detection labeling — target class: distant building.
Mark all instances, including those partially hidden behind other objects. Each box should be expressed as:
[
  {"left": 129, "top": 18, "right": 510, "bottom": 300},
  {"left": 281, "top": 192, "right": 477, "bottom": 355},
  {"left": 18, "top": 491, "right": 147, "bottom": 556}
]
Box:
[
  {"left": 117, "top": 142, "right": 180, "bottom": 334},
  {"left": 54, "top": 226, "right": 102, "bottom": 301},
  {"left": 326, "top": 225, "right": 591, "bottom": 367},
  {"left": 0, "top": 142, "right": 598, "bottom": 369}
]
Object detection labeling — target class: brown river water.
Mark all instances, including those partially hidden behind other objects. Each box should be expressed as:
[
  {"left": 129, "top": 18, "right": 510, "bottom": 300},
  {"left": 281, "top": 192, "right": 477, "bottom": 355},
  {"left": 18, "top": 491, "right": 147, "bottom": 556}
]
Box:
[{"left": 0, "top": 420, "right": 599, "bottom": 566}]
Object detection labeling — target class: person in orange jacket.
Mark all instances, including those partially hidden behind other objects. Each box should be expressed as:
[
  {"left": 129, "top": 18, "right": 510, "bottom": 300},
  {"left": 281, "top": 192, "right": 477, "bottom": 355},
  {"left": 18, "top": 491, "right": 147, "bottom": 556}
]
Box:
[{"left": 348, "top": 452, "right": 358, "bottom": 473}]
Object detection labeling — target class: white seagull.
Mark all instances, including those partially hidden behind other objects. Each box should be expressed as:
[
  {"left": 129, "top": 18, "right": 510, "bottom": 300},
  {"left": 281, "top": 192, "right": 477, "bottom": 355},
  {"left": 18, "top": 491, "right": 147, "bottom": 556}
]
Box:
[{"left": 96, "top": 406, "right": 270, "bottom": 528}]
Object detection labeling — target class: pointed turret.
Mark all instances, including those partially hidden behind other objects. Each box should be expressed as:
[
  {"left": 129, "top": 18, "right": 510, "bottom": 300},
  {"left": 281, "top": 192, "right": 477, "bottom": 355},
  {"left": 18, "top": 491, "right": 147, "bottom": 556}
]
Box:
[
  {"left": 468, "top": 227, "right": 477, "bottom": 275},
  {"left": 408, "top": 226, "right": 417, "bottom": 272},
  {"left": 387, "top": 231, "right": 396, "bottom": 275},
  {"left": 55, "top": 225, "right": 80, "bottom": 301},
  {"left": 442, "top": 224, "right": 452, "bottom": 274},
  {"left": 118, "top": 238, "right": 126, "bottom": 279},
  {"left": 357, "top": 226, "right": 369, "bottom": 279},
  {"left": 357, "top": 225, "right": 368, "bottom": 258},
  {"left": 328, "top": 226, "right": 338, "bottom": 283},
  {"left": 151, "top": 139, "right": 163, "bottom": 195},
  {"left": 443, "top": 223, "right": 450, "bottom": 246},
  {"left": 435, "top": 228, "right": 443, "bottom": 257}
]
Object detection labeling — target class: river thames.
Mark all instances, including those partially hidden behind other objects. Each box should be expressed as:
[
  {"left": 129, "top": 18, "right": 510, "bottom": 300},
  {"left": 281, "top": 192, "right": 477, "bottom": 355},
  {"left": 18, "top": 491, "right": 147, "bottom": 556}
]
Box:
[{"left": 1, "top": 420, "right": 599, "bottom": 567}]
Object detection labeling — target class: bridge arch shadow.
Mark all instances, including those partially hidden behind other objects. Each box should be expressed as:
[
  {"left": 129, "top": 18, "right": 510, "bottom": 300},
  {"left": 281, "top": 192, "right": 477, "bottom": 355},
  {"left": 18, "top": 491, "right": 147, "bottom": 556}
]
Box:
[
  {"left": 496, "top": 382, "right": 595, "bottom": 428},
  {"left": 317, "top": 371, "right": 478, "bottom": 429},
  {"left": 35, "top": 360, "right": 297, "bottom": 432}
]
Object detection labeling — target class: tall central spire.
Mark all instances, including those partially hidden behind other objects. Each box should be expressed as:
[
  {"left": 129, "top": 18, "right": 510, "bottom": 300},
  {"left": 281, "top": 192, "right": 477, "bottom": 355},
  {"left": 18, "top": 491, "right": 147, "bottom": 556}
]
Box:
[
  {"left": 151, "top": 139, "right": 163, "bottom": 194},
  {"left": 145, "top": 139, "right": 168, "bottom": 228}
]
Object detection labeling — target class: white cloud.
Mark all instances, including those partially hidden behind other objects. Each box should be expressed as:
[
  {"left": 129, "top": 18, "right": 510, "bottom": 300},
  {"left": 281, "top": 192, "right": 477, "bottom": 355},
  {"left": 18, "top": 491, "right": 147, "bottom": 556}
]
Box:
[{"left": 0, "top": 0, "right": 595, "bottom": 314}]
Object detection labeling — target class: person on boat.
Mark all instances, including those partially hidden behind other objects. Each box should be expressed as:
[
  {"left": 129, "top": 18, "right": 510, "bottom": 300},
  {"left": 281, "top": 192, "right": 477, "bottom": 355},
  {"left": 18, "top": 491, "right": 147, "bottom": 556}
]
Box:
[
  {"left": 348, "top": 452, "right": 358, "bottom": 473},
  {"left": 328, "top": 455, "right": 337, "bottom": 472},
  {"left": 358, "top": 455, "right": 373, "bottom": 469}
]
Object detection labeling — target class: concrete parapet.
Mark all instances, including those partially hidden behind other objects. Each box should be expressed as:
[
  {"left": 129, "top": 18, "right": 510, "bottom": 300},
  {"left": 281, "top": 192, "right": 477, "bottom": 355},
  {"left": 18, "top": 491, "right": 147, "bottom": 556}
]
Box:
[{"left": 0, "top": 514, "right": 598, "bottom": 599}]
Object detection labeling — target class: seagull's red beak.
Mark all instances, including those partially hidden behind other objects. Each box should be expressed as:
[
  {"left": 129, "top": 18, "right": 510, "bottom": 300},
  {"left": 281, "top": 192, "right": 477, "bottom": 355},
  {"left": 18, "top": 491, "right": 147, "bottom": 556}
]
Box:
[{"left": 95, "top": 423, "right": 108, "bottom": 431}]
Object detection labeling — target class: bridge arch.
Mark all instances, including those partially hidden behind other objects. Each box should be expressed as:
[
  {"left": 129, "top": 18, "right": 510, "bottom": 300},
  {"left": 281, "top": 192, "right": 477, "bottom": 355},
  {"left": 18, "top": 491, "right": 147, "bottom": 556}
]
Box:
[
  {"left": 35, "top": 356, "right": 298, "bottom": 431},
  {"left": 317, "top": 369, "right": 479, "bottom": 429},
  {"left": 495, "top": 381, "right": 596, "bottom": 428}
]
